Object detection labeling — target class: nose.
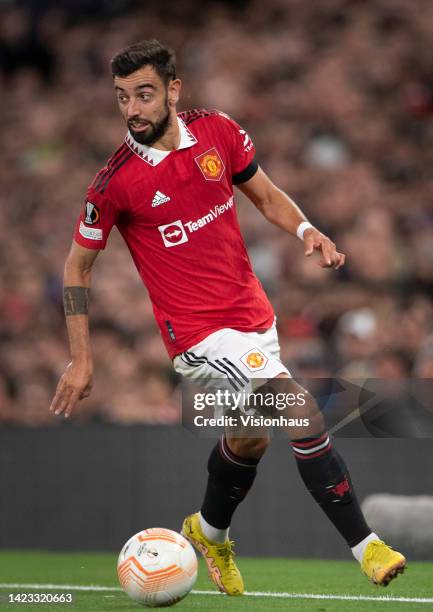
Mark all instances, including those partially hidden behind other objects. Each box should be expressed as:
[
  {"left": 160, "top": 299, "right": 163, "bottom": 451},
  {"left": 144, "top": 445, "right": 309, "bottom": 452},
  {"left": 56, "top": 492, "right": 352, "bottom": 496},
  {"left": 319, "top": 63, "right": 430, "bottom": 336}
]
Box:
[{"left": 126, "top": 97, "right": 141, "bottom": 118}]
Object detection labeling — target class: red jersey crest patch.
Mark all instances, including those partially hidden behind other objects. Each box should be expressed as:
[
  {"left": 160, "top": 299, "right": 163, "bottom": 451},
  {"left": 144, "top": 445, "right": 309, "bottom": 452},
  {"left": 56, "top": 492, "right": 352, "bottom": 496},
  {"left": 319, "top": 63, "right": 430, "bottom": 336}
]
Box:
[{"left": 195, "top": 147, "right": 225, "bottom": 181}]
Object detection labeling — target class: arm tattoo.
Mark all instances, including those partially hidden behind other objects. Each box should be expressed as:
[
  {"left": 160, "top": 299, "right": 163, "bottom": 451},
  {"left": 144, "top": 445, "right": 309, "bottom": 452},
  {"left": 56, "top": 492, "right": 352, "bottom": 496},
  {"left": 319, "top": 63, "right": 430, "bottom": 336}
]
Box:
[{"left": 63, "top": 286, "right": 90, "bottom": 316}]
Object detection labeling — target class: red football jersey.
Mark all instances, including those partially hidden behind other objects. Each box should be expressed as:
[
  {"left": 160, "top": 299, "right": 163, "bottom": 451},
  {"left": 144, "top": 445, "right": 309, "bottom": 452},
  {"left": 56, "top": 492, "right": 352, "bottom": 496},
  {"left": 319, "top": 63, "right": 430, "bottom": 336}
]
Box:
[{"left": 74, "top": 109, "right": 274, "bottom": 358}]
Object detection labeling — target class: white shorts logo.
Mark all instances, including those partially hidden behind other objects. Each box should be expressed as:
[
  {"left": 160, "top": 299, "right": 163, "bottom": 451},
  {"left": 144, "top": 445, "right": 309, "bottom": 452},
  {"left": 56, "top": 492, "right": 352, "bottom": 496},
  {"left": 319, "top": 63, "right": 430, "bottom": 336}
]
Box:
[
  {"left": 158, "top": 220, "right": 188, "bottom": 247},
  {"left": 240, "top": 348, "right": 269, "bottom": 372}
]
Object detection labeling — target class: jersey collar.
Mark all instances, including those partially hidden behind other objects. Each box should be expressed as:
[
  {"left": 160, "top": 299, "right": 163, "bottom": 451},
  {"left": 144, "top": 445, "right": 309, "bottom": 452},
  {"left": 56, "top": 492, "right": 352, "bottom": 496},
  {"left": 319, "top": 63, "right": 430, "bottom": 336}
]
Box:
[{"left": 124, "top": 116, "right": 198, "bottom": 166}]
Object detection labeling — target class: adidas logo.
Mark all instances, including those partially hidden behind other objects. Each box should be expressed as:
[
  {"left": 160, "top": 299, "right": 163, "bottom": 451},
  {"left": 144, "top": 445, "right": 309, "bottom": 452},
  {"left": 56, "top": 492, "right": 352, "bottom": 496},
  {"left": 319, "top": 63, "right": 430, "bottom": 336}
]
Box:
[{"left": 152, "top": 191, "right": 171, "bottom": 207}]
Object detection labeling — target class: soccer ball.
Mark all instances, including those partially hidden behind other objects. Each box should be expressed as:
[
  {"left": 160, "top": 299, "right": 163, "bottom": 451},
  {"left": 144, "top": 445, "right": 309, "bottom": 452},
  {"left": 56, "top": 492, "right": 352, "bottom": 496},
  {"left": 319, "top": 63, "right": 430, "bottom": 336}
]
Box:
[{"left": 117, "top": 528, "right": 198, "bottom": 607}]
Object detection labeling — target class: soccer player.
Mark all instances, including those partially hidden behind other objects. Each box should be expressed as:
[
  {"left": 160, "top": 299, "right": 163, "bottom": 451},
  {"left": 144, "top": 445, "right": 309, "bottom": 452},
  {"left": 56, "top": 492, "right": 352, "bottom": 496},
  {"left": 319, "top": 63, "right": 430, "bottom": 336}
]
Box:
[{"left": 50, "top": 39, "right": 405, "bottom": 595}]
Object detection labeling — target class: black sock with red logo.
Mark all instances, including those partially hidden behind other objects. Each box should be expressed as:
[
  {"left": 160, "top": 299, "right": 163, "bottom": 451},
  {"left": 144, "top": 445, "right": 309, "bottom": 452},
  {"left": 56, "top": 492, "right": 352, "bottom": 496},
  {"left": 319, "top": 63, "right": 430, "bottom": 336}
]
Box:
[
  {"left": 201, "top": 436, "right": 260, "bottom": 529},
  {"left": 291, "top": 432, "right": 371, "bottom": 547}
]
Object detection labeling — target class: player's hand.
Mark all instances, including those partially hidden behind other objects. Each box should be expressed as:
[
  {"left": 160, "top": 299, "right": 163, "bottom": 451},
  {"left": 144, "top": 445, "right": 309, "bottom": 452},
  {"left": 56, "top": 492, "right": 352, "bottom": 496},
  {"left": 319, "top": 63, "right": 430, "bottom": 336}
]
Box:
[
  {"left": 49, "top": 360, "right": 93, "bottom": 419},
  {"left": 303, "top": 228, "right": 345, "bottom": 269}
]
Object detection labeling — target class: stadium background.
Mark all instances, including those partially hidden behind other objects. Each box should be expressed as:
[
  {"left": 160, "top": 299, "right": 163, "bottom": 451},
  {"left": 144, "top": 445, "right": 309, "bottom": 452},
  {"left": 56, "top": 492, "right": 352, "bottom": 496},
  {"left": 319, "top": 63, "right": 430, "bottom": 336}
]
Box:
[{"left": 0, "top": 0, "right": 433, "bottom": 562}]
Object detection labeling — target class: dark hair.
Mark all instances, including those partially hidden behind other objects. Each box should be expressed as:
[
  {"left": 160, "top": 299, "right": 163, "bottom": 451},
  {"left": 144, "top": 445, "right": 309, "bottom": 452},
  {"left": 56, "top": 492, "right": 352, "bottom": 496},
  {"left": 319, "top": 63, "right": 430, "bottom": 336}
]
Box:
[{"left": 111, "top": 39, "right": 176, "bottom": 84}]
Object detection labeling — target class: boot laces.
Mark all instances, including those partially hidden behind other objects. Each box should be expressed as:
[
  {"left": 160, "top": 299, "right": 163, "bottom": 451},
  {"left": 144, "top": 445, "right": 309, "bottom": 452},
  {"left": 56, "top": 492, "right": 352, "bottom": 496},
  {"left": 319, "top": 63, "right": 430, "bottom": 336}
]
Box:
[{"left": 215, "top": 540, "right": 237, "bottom": 575}]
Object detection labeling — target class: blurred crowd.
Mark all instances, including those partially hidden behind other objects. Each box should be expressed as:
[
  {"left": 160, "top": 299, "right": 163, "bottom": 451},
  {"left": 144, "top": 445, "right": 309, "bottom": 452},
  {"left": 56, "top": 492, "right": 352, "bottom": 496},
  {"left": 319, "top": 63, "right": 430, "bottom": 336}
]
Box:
[{"left": 1, "top": 0, "right": 433, "bottom": 426}]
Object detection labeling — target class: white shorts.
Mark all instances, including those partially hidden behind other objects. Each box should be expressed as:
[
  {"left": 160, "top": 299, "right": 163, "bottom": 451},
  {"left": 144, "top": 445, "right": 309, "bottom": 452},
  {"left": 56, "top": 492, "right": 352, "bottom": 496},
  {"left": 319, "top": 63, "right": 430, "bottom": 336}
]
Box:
[{"left": 173, "top": 319, "right": 291, "bottom": 395}]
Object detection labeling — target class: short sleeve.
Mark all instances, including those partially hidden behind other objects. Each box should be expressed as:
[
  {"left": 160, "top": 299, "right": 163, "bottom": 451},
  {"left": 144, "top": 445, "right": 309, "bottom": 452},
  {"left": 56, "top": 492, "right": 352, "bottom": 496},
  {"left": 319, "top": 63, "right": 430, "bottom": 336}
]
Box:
[
  {"left": 218, "top": 112, "right": 258, "bottom": 185},
  {"left": 73, "top": 180, "right": 119, "bottom": 250}
]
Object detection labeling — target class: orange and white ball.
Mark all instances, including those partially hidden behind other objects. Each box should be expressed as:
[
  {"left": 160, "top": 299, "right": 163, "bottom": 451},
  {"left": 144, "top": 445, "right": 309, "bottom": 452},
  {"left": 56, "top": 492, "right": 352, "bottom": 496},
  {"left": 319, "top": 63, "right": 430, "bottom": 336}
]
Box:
[{"left": 117, "top": 528, "right": 198, "bottom": 607}]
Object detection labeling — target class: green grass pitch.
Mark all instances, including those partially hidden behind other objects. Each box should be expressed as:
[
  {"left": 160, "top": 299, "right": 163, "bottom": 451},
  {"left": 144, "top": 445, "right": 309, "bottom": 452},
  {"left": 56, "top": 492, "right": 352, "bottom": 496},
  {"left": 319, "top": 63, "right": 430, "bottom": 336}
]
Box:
[{"left": 0, "top": 551, "right": 432, "bottom": 611}]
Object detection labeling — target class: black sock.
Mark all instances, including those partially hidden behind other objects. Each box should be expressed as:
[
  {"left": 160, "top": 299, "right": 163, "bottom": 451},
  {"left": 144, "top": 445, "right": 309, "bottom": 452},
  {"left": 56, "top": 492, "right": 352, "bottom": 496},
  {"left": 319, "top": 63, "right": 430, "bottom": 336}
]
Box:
[
  {"left": 291, "top": 432, "right": 371, "bottom": 547},
  {"left": 201, "top": 436, "right": 260, "bottom": 529}
]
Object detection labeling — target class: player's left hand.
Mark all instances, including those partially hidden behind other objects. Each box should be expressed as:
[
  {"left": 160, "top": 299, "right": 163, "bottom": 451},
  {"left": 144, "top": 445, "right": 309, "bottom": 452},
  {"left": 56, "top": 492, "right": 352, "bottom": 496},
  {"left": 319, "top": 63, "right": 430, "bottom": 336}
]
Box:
[{"left": 303, "top": 228, "right": 345, "bottom": 269}]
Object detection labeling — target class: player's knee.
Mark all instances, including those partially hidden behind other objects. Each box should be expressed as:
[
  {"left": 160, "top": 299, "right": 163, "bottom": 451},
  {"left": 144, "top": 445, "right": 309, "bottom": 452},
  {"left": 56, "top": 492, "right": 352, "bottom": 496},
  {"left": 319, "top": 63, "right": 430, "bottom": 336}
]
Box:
[
  {"left": 226, "top": 435, "right": 270, "bottom": 459},
  {"left": 301, "top": 393, "right": 325, "bottom": 430}
]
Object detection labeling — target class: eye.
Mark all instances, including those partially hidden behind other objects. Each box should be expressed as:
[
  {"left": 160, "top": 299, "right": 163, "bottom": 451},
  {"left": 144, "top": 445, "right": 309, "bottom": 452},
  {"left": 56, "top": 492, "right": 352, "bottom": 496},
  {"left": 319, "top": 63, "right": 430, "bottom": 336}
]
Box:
[
  {"left": 117, "top": 94, "right": 128, "bottom": 103},
  {"left": 139, "top": 93, "right": 152, "bottom": 101}
]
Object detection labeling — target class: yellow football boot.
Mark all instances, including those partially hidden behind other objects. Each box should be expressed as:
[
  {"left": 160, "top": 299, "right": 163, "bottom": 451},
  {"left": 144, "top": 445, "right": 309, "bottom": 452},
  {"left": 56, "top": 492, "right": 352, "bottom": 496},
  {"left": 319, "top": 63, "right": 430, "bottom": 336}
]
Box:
[
  {"left": 181, "top": 512, "right": 244, "bottom": 595},
  {"left": 361, "top": 540, "right": 406, "bottom": 586}
]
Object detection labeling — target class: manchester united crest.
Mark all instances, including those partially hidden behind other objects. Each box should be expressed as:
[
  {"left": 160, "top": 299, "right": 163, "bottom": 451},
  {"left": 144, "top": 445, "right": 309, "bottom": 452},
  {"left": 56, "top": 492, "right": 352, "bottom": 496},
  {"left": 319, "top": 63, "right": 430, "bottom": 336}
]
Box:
[
  {"left": 195, "top": 147, "right": 225, "bottom": 181},
  {"left": 240, "top": 348, "right": 269, "bottom": 372}
]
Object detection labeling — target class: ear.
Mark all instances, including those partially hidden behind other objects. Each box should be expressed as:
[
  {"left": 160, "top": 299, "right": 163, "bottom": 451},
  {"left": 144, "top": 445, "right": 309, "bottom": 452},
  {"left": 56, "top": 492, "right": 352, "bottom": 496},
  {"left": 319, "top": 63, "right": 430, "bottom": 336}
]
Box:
[{"left": 167, "top": 79, "right": 181, "bottom": 107}]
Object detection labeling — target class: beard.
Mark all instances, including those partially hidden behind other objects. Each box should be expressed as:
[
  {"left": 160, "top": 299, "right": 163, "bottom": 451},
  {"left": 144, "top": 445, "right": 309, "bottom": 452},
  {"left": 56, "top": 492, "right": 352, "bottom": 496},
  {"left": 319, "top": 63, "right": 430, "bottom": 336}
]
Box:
[{"left": 128, "top": 102, "right": 171, "bottom": 146}]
